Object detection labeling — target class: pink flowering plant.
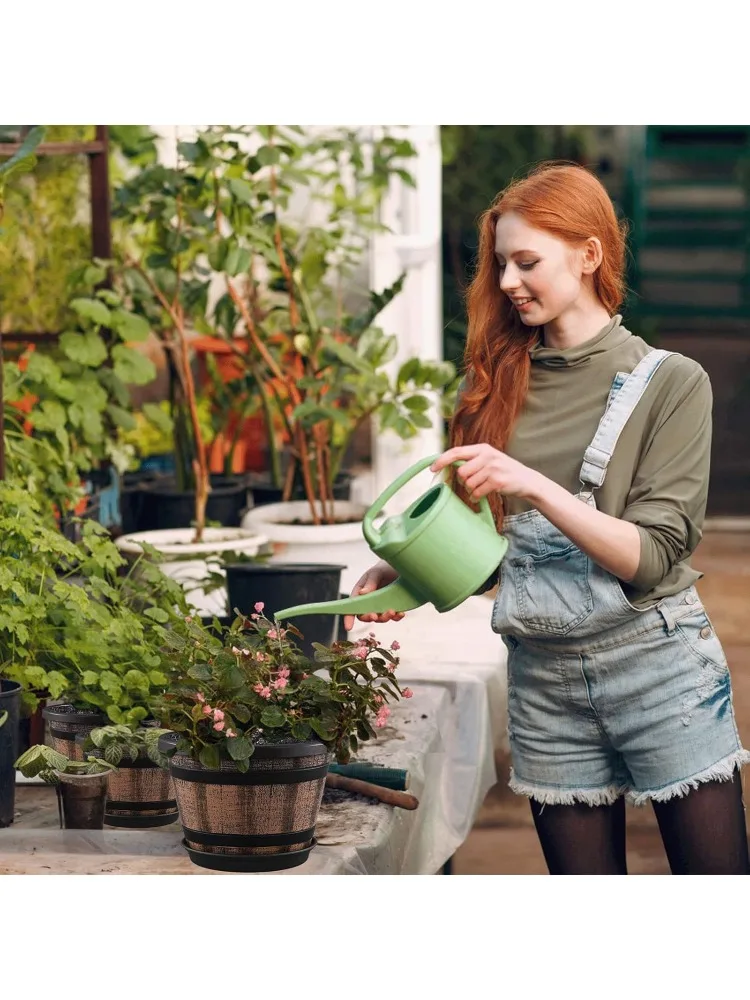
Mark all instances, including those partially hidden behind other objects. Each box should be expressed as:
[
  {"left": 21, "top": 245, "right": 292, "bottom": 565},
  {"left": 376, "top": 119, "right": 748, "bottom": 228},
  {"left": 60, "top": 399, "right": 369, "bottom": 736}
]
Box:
[{"left": 153, "top": 602, "right": 409, "bottom": 769}]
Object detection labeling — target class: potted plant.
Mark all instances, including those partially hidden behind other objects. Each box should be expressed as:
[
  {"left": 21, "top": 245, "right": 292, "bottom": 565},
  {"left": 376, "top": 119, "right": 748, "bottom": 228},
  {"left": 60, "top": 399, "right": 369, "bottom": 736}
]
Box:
[
  {"left": 78, "top": 724, "right": 177, "bottom": 828},
  {"left": 198, "top": 125, "right": 456, "bottom": 591},
  {"left": 106, "top": 130, "right": 269, "bottom": 610},
  {"left": 14, "top": 744, "right": 117, "bottom": 829},
  {"left": 153, "top": 604, "right": 409, "bottom": 872},
  {"left": 0, "top": 478, "right": 194, "bottom": 757}
]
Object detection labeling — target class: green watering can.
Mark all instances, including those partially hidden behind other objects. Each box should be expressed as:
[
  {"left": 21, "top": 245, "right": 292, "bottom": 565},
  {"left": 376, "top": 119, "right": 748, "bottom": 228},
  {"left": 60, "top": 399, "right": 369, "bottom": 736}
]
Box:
[{"left": 275, "top": 454, "right": 508, "bottom": 621}]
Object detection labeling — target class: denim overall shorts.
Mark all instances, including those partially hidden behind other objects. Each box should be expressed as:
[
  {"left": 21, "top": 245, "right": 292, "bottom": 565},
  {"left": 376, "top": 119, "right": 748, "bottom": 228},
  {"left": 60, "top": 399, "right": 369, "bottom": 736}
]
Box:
[{"left": 492, "top": 348, "right": 750, "bottom": 806}]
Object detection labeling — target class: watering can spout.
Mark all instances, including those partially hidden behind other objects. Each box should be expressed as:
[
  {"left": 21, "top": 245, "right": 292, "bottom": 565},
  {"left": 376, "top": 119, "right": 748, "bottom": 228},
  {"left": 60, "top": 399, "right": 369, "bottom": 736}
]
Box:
[{"left": 275, "top": 578, "right": 426, "bottom": 621}]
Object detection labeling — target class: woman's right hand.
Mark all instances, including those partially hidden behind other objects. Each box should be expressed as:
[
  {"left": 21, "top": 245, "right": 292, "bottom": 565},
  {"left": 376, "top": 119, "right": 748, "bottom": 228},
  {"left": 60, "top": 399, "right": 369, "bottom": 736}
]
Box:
[{"left": 342, "top": 560, "right": 406, "bottom": 633}]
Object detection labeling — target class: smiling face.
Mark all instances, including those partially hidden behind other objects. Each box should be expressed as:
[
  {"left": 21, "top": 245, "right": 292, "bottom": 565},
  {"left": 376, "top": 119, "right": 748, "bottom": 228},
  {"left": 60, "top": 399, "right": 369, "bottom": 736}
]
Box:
[{"left": 494, "top": 211, "right": 598, "bottom": 332}]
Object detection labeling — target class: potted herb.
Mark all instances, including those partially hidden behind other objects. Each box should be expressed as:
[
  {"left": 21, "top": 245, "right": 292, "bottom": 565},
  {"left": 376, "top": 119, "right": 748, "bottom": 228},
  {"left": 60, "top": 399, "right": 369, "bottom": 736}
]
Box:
[
  {"left": 78, "top": 724, "right": 177, "bottom": 828},
  {"left": 206, "top": 125, "right": 456, "bottom": 590},
  {"left": 153, "top": 604, "right": 409, "bottom": 872},
  {"left": 14, "top": 744, "right": 117, "bottom": 829}
]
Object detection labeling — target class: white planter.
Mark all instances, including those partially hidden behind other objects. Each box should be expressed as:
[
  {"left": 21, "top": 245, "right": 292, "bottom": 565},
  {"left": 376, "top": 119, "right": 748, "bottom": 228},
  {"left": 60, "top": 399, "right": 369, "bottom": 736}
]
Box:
[
  {"left": 241, "top": 501, "right": 374, "bottom": 596},
  {"left": 115, "top": 527, "right": 267, "bottom": 617}
]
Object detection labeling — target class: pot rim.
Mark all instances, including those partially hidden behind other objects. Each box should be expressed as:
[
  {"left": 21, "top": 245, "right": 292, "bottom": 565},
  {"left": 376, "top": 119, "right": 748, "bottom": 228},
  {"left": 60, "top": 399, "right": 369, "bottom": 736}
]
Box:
[
  {"left": 115, "top": 526, "right": 267, "bottom": 557},
  {"left": 0, "top": 679, "right": 22, "bottom": 700}
]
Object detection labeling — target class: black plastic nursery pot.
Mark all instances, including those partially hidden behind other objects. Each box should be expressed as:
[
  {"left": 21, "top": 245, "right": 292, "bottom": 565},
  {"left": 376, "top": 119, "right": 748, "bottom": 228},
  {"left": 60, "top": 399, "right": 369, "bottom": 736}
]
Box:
[
  {"left": 132, "top": 474, "right": 251, "bottom": 532},
  {"left": 225, "top": 563, "right": 345, "bottom": 660},
  {"left": 77, "top": 736, "right": 178, "bottom": 829},
  {"left": 41, "top": 704, "right": 107, "bottom": 761},
  {"left": 0, "top": 680, "right": 22, "bottom": 828},
  {"left": 160, "top": 733, "right": 328, "bottom": 873},
  {"left": 247, "top": 472, "right": 352, "bottom": 509}
]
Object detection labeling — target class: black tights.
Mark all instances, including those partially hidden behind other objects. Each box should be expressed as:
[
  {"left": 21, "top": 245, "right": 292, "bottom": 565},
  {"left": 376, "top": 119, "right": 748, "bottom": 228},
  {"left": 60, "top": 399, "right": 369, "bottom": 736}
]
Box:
[{"left": 530, "top": 774, "right": 750, "bottom": 875}]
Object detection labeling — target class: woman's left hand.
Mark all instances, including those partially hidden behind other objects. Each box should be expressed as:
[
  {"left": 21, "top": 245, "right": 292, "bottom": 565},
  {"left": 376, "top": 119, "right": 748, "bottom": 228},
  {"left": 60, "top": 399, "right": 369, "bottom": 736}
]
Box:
[{"left": 430, "top": 444, "right": 542, "bottom": 501}]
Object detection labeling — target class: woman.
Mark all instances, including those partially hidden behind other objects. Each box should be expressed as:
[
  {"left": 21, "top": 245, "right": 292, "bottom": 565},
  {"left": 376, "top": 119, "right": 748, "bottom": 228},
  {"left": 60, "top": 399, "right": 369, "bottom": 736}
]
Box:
[{"left": 344, "top": 162, "right": 750, "bottom": 875}]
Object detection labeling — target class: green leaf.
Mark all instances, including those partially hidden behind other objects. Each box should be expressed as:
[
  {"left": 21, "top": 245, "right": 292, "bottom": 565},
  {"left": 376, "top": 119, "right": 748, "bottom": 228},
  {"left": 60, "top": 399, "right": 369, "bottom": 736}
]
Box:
[
  {"left": 227, "top": 178, "right": 254, "bottom": 205},
  {"left": 143, "top": 606, "right": 169, "bottom": 623},
  {"left": 310, "top": 718, "right": 334, "bottom": 741},
  {"left": 148, "top": 670, "right": 168, "bottom": 686},
  {"left": 69, "top": 297, "right": 112, "bottom": 327},
  {"left": 112, "top": 346, "right": 157, "bottom": 386},
  {"left": 224, "top": 246, "right": 251, "bottom": 277},
  {"left": 260, "top": 706, "right": 285, "bottom": 728},
  {"left": 188, "top": 664, "right": 212, "bottom": 681},
  {"left": 408, "top": 411, "right": 434, "bottom": 430},
  {"left": 402, "top": 394, "right": 430, "bottom": 413},
  {"left": 104, "top": 743, "right": 123, "bottom": 766},
  {"left": 106, "top": 404, "right": 137, "bottom": 431},
  {"left": 199, "top": 744, "right": 221, "bottom": 769},
  {"left": 142, "top": 402, "right": 173, "bottom": 434},
  {"left": 84, "top": 264, "right": 108, "bottom": 287},
  {"left": 321, "top": 334, "right": 372, "bottom": 375},
  {"left": 46, "top": 671, "right": 69, "bottom": 699},
  {"left": 256, "top": 145, "right": 281, "bottom": 167},
  {"left": 225, "top": 735, "right": 253, "bottom": 760},
  {"left": 0, "top": 125, "right": 45, "bottom": 180},
  {"left": 110, "top": 309, "right": 151, "bottom": 342},
  {"left": 81, "top": 670, "right": 100, "bottom": 687},
  {"left": 22, "top": 665, "right": 48, "bottom": 689},
  {"left": 123, "top": 670, "right": 150, "bottom": 695},
  {"left": 59, "top": 331, "right": 108, "bottom": 367}
]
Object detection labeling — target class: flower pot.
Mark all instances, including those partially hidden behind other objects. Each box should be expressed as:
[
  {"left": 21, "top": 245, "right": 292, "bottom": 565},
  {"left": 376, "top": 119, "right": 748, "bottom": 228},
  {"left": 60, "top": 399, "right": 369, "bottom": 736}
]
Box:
[
  {"left": 241, "top": 500, "right": 371, "bottom": 596},
  {"left": 119, "top": 469, "right": 170, "bottom": 535},
  {"left": 42, "top": 704, "right": 107, "bottom": 761},
  {"left": 77, "top": 737, "right": 178, "bottom": 828},
  {"left": 247, "top": 472, "right": 352, "bottom": 509},
  {"left": 56, "top": 771, "right": 109, "bottom": 829},
  {"left": 164, "top": 735, "right": 329, "bottom": 872},
  {"left": 133, "top": 475, "right": 252, "bottom": 532},
  {"left": 225, "top": 563, "right": 345, "bottom": 660},
  {"left": 114, "top": 526, "right": 267, "bottom": 617},
  {"left": 0, "top": 680, "right": 22, "bottom": 828}
]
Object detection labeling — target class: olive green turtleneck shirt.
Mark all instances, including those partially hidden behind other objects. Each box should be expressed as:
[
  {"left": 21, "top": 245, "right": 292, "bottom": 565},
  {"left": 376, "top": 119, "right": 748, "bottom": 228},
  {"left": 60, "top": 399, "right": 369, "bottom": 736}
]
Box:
[{"left": 474, "top": 315, "right": 712, "bottom": 608}]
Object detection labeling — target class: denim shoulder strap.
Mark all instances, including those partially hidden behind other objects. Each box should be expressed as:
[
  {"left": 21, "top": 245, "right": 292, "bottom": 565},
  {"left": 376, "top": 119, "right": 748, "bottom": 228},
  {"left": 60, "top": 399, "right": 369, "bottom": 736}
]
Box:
[{"left": 579, "top": 349, "right": 673, "bottom": 489}]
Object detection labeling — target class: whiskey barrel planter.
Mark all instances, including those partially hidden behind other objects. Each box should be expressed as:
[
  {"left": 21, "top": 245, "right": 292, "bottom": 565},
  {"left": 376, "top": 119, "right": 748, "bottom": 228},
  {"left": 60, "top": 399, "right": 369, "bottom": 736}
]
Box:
[
  {"left": 161, "top": 734, "right": 329, "bottom": 872},
  {"left": 76, "top": 736, "right": 178, "bottom": 829},
  {"left": 42, "top": 705, "right": 107, "bottom": 760}
]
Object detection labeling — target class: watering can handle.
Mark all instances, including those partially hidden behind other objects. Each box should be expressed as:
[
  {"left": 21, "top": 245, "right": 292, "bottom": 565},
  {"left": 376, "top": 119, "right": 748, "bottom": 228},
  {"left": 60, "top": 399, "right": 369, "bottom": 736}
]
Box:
[{"left": 362, "top": 453, "right": 496, "bottom": 547}]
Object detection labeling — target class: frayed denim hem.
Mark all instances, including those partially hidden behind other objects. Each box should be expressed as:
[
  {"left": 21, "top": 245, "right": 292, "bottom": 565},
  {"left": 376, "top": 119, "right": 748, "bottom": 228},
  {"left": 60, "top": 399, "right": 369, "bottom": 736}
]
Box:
[
  {"left": 508, "top": 770, "right": 628, "bottom": 807},
  {"left": 627, "top": 748, "right": 750, "bottom": 807}
]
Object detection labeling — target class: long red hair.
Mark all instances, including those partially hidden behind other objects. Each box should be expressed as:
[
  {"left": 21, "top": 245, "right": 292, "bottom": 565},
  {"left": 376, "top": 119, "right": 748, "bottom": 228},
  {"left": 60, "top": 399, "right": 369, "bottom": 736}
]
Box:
[{"left": 449, "top": 162, "right": 628, "bottom": 526}]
